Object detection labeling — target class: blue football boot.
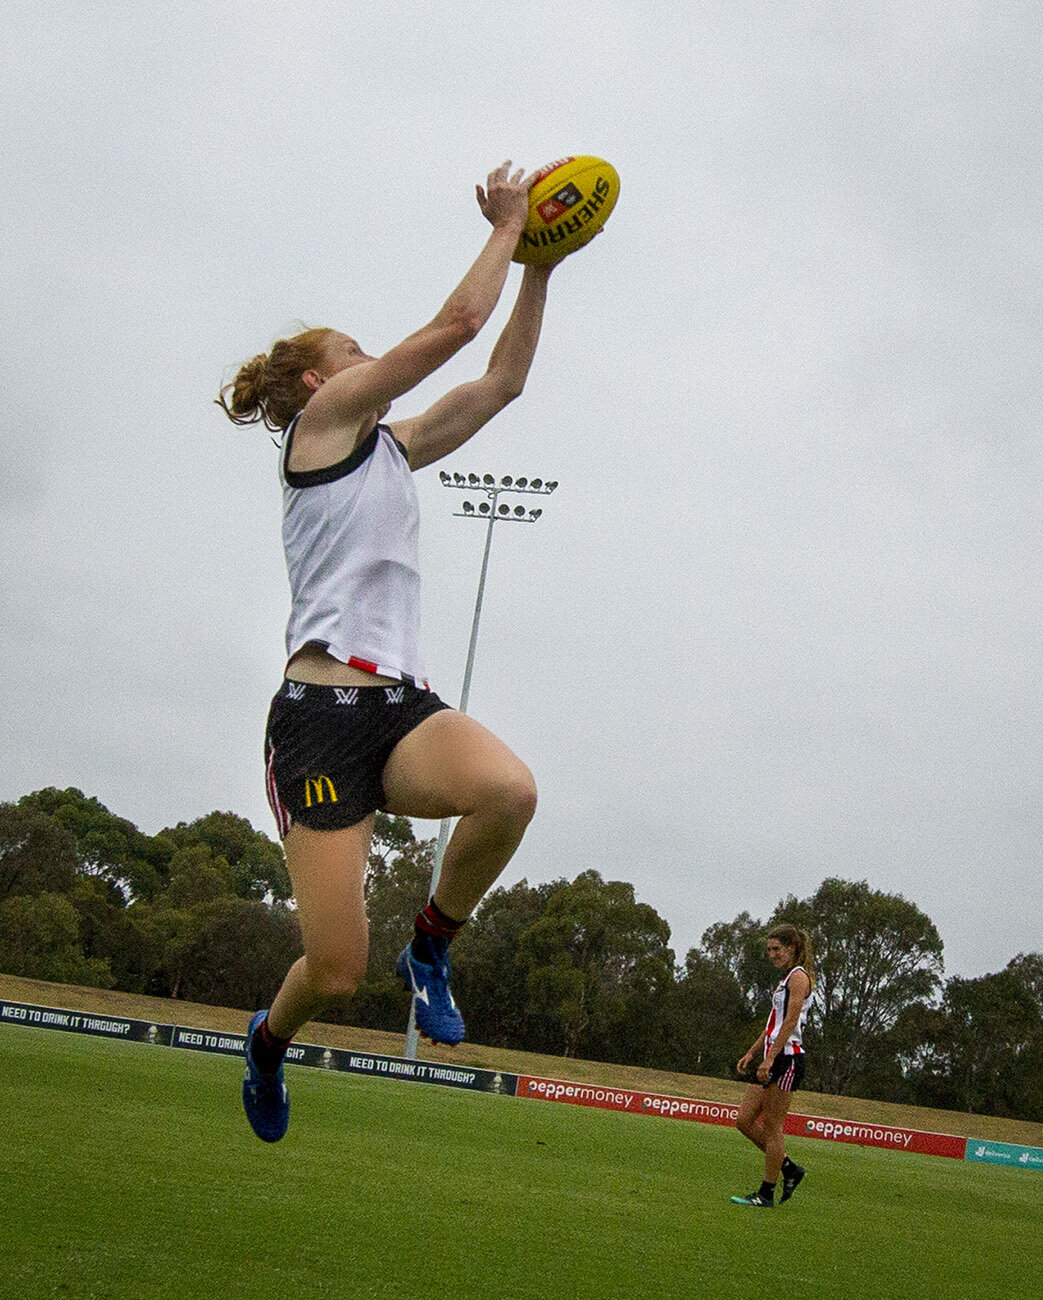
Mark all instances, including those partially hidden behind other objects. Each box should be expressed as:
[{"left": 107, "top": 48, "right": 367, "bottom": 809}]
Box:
[
  {"left": 242, "top": 1009, "right": 290, "bottom": 1142},
  {"left": 397, "top": 943, "right": 465, "bottom": 1046}
]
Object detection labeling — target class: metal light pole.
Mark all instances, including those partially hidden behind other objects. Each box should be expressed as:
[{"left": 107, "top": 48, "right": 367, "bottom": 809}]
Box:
[{"left": 403, "top": 471, "right": 557, "bottom": 1059}]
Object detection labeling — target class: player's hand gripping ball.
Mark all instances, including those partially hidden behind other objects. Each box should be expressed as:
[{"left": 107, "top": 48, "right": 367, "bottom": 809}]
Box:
[{"left": 512, "top": 156, "right": 620, "bottom": 265}]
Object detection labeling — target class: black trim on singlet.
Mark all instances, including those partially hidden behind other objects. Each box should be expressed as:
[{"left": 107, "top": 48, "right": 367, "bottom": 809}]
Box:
[
  {"left": 780, "top": 965, "right": 811, "bottom": 1038},
  {"left": 281, "top": 421, "right": 408, "bottom": 488},
  {"left": 773, "top": 966, "right": 809, "bottom": 1036}
]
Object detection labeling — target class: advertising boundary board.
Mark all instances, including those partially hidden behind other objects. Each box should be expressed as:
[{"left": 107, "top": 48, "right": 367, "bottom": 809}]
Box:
[
  {"left": 516, "top": 1074, "right": 1038, "bottom": 1167},
  {"left": 4, "top": 1000, "right": 1041, "bottom": 1170},
  {"left": 0, "top": 1000, "right": 515, "bottom": 1097},
  {"left": 964, "top": 1138, "right": 1043, "bottom": 1170}
]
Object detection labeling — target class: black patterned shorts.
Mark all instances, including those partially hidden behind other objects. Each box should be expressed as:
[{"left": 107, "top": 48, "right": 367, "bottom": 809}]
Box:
[
  {"left": 761, "top": 1053, "right": 806, "bottom": 1092},
  {"left": 264, "top": 679, "right": 450, "bottom": 835}
]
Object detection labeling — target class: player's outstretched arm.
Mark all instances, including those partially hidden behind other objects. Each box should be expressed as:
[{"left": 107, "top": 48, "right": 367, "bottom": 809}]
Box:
[
  {"left": 393, "top": 262, "right": 556, "bottom": 470},
  {"left": 303, "top": 163, "right": 532, "bottom": 433}
]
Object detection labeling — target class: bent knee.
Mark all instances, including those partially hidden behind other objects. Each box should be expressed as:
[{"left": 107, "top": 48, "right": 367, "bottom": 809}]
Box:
[
  {"left": 488, "top": 765, "right": 538, "bottom": 827},
  {"left": 306, "top": 952, "right": 367, "bottom": 1001}
]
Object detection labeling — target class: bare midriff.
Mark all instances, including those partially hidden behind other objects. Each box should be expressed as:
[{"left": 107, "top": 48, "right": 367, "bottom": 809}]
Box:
[{"left": 285, "top": 642, "right": 399, "bottom": 687}]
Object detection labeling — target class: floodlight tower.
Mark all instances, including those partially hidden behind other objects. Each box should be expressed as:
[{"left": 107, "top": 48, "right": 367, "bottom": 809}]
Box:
[{"left": 403, "top": 471, "right": 557, "bottom": 1060}]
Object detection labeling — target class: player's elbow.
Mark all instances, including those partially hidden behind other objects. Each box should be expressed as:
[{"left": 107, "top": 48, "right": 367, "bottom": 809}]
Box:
[
  {"left": 442, "top": 306, "right": 483, "bottom": 345},
  {"left": 488, "top": 370, "right": 526, "bottom": 407}
]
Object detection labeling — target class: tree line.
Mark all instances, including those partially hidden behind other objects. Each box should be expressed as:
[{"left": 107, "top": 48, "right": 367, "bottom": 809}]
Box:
[{"left": 2, "top": 787, "right": 1040, "bottom": 1122}]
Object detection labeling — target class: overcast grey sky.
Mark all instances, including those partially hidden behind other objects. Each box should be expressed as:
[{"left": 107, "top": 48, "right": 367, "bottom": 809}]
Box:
[{"left": 2, "top": 2, "right": 1039, "bottom": 978}]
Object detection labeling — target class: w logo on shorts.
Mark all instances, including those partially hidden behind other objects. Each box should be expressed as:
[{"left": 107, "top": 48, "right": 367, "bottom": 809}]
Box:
[
  {"left": 286, "top": 682, "right": 306, "bottom": 700},
  {"left": 334, "top": 687, "right": 359, "bottom": 705},
  {"left": 384, "top": 686, "right": 406, "bottom": 705}
]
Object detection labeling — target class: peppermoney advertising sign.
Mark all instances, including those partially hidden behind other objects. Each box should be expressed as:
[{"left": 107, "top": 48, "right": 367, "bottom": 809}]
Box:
[
  {"left": 791, "top": 1113, "right": 967, "bottom": 1159},
  {"left": 517, "top": 1075, "right": 741, "bottom": 1127}
]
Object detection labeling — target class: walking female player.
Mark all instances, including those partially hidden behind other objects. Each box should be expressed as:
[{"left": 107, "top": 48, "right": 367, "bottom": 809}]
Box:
[
  {"left": 218, "top": 162, "right": 571, "bottom": 1142},
  {"left": 731, "top": 924, "right": 814, "bottom": 1206}
]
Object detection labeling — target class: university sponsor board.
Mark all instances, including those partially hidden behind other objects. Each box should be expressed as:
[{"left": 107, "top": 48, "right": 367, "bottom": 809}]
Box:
[
  {"left": 964, "top": 1139, "right": 1043, "bottom": 1170},
  {"left": 0, "top": 1000, "right": 516, "bottom": 1096}
]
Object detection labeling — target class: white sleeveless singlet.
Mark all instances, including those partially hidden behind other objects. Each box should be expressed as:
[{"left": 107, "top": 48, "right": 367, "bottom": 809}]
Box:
[
  {"left": 280, "top": 419, "right": 427, "bottom": 685},
  {"left": 763, "top": 966, "right": 810, "bottom": 1056}
]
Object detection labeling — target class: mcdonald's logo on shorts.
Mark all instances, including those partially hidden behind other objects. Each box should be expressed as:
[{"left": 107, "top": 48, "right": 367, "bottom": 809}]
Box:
[{"left": 304, "top": 775, "right": 338, "bottom": 807}]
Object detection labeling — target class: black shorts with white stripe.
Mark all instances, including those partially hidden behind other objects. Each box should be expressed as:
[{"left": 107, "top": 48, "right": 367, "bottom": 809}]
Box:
[
  {"left": 761, "top": 1052, "right": 806, "bottom": 1092},
  {"left": 264, "top": 679, "right": 450, "bottom": 835}
]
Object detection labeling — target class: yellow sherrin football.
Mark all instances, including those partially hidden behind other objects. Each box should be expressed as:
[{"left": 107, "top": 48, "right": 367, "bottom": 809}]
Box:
[{"left": 512, "top": 156, "right": 620, "bottom": 265}]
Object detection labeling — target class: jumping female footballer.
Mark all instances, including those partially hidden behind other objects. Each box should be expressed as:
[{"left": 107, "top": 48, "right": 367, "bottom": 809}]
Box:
[{"left": 218, "top": 162, "right": 572, "bottom": 1142}]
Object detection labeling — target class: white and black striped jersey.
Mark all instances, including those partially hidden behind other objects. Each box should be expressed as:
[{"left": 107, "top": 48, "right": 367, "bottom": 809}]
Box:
[{"left": 763, "top": 966, "right": 811, "bottom": 1056}]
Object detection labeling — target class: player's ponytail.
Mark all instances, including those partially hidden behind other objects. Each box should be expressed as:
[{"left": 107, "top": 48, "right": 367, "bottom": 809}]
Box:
[
  {"left": 767, "top": 923, "right": 815, "bottom": 985},
  {"left": 216, "top": 326, "right": 333, "bottom": 433}
]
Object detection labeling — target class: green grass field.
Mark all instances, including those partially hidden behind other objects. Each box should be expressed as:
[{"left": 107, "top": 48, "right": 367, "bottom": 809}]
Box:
[{"left": 3, "top": 1025, "right": 1040, "bottom": 1300}]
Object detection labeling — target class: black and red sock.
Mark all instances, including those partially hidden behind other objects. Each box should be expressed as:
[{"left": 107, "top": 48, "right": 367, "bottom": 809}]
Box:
[
  {"left": 251, "top": 1016, "right": 292, "bottom": 1076},
  {"left": 411, "top": 898, "right": 466, "bottom": 964}
]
